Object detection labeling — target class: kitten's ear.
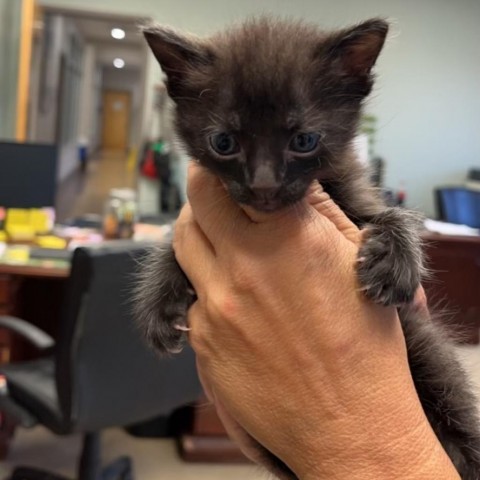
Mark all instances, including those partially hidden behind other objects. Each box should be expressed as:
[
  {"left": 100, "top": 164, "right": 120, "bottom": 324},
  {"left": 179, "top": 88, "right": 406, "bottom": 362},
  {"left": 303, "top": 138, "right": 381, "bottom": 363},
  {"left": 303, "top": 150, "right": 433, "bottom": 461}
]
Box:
[
  {"left": 143, "top": 24, "right": 214, "bottom": 98},
  {"left": 322, "top": 18, "right": 388, "bottom": 93}
]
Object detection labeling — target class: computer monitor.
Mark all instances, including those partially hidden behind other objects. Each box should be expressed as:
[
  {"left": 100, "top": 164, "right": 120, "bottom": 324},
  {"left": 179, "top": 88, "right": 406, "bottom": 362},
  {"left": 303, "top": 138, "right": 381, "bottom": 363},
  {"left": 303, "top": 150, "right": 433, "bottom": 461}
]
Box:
[{"left": 0, "top": 142, "right": 58, "bottom": 208}]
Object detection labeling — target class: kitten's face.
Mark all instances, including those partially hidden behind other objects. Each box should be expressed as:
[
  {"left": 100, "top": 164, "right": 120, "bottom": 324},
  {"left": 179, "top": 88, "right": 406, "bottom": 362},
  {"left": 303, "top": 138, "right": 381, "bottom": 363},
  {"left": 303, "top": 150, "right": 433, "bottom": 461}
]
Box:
[
  {"left": 145, "top": 18, "right": 388, "bottom": 211},
  {"left": 177, "top": 81, "right": 339, "bottom": 212}
]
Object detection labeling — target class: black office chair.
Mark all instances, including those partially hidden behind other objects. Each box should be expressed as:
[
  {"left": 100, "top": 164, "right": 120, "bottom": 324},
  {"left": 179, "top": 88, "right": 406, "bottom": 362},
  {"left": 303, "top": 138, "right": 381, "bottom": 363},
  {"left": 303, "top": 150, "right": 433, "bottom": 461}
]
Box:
[{"left": 0, "top": 242, "right": 201, "bottom": 480}]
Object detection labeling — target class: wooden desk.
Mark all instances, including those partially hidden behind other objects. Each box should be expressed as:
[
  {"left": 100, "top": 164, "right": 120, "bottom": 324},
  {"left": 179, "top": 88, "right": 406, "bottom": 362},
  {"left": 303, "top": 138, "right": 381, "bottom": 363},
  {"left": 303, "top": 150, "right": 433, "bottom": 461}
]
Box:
[
  {"left": 0, "top": 260, "right": 70, "bottom": 362},
  {"left": 0, "top": 262, "right": 69, "bottom": 279},
  {"left": 422, "top": 233, "right": 480, "bottom": 343}
]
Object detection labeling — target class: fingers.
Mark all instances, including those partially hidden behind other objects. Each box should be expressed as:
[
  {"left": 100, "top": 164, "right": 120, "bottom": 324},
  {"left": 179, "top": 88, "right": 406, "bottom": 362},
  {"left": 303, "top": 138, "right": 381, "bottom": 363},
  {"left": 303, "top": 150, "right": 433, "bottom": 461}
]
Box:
[
  {"left": 305, "top": 182, "right": 361, "bottom": 245},
  {"left": 173, "top": 203, "right": 215, "bottom": 292},
  {"left": 187, "top": 162, "right": 250, "bottom": 242},
  {"left": 196, "top": 358, "right": 216, "bottom": 404},
  {"left": 214, "top": 399, "right": 270, "bottom": 465},
  {"left": 196, "top": 362, "right": 263, "bottom": 465},
  {"left": 195, "top": 372, "right": 271, "bottom": 468}
]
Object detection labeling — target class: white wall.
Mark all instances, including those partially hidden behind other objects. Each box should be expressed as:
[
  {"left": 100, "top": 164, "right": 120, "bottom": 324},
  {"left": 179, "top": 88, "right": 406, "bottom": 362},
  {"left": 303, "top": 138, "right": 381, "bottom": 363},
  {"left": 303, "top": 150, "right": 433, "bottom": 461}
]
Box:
[
  {"left": 77, "top": 44, "right": 96, "bottom": 149},
  {"left": 27, "top": 33, "right": 43, "bottom": 141},
  {"left": 34, "top": 14, "right": 64, "bottom": 143},
  {"left": 0, "top": 0, "right": 21, "bottom": 140},
  {"left": 90, "top": 64, "right": 103, "bottom": 152},
  {"left": 32, "top": 14, "right": 85, "bottom": 180},
  {"left": 76, "top": 45, "right": 103, "bottom": 154},
  {"left": 39, "top": 0, "right": 480, "bottom": 215}
]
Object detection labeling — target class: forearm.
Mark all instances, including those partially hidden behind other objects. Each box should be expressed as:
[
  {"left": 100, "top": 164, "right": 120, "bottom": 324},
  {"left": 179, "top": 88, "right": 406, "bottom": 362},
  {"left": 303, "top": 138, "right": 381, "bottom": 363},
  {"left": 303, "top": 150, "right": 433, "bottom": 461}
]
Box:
[
  {"left": 298, "top": 386, "right": 460, "bottom": 480},
  {"left": 303, "top": 436, "right": 460, "bottom": 480},
  {"left": 264, "top": 314, "right": 461, "bottom": 480}
]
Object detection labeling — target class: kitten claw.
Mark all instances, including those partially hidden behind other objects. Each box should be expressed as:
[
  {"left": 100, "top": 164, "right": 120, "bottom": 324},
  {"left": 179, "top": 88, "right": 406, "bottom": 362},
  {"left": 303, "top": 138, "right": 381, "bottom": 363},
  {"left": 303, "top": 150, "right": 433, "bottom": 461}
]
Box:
[
  {"left": 357, "top": 256, "right": 366, "bottom": 263},
  {"left": 174, "top": 324, "right": 191, "bottom": 332},
  {"left": 359, "top": 285, "right": 372, "bottom": 292},
  {"left": 187, "top": 287, "right": 196, "bottom": 296},
  {"left": 167, "top": 346, "right": 184, "bottom": 354}
]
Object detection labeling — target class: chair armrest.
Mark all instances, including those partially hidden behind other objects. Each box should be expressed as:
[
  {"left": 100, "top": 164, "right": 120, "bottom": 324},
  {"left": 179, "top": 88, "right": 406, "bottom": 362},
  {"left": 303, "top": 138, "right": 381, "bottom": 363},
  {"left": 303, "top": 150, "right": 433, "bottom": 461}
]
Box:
[
  {"left": 0, "top": 316, "right": 55, "bottom": 351},
  {"left": 0, "top": 376, "right": 38, "bottom": 428}
]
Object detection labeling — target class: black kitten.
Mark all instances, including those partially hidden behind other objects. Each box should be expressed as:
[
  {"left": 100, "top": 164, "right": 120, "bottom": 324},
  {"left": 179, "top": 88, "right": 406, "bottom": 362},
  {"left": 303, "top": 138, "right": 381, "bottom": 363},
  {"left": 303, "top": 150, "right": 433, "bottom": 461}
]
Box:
[{"left": 135, "top": 18, "right": 480, "bottom": 479}]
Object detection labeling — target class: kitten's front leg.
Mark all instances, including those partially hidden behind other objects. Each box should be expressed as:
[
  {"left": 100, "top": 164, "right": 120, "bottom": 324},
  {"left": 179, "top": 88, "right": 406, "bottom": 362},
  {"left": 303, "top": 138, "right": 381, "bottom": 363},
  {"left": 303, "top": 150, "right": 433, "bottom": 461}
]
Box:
[
  {"left": 134, "top": 241, "right": 195, "bottom": 354},
  {"left": 324, "top": 164, "right": 424, "bottom": 306},
  {"left": 357, "top": 208, "right": 424, "bottom": 306},
  {"left": 325, "top": 171, "right": 424, "bottom": 307}
]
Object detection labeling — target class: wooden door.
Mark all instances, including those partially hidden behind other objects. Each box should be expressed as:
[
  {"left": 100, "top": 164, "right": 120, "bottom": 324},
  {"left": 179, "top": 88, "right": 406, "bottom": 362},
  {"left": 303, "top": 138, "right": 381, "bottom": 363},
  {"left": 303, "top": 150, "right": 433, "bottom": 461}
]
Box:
[{"left": 101, "top": 90, "right": 130, "bottom": 151}]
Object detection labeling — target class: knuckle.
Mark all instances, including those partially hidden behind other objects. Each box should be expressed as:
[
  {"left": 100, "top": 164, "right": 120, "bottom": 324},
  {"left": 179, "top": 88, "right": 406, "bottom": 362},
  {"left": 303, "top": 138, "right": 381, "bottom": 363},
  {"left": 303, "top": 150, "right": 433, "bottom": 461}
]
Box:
[{"left": 205, "top": 288, "right": 230, "bottom": 320}]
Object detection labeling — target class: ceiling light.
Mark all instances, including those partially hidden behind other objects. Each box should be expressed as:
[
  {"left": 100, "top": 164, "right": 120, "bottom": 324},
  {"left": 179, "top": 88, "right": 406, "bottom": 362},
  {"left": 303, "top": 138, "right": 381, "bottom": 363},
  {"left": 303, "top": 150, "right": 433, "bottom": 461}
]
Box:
[
  {"left": 113, "top": 58, "right": 125, "bottom": 69},
  {"left": 111, "top": 28, "right": 125, "bottom": 40}
]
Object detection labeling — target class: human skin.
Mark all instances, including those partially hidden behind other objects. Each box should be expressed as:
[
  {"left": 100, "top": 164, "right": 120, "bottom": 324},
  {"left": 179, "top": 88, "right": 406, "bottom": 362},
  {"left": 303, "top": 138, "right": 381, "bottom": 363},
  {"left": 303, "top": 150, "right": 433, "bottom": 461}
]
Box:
[{"left": 173, "top": 163, "right": 460, "bottom": 480}]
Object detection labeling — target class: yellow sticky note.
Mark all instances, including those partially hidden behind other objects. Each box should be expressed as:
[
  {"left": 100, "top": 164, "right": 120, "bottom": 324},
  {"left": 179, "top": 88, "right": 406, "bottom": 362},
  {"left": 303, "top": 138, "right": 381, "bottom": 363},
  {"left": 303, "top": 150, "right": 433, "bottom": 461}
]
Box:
[
  {"left": 30, "top": 210, "right": 50, "bottom": 234},
  {"left": 6, "top": 225, "right": 35, "bottom": 241},
  {"left": 4, "top": 246, "right": 30, "bottom": 263},
  {"left": 6, "top": 209, "right": 30, "bottom": 226},
  {"left": 36, "top": 236, "right": 67, "bottom": 249},
  {"left": 0, "top": 231, "right": 6, "bottom": 243}
]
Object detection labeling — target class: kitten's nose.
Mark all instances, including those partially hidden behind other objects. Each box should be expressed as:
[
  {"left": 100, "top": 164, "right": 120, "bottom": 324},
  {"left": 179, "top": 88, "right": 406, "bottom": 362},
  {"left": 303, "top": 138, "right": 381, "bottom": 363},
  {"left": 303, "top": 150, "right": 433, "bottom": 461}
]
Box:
[{"left": 249, "top": 164, "right": 281, "bottom": 204}]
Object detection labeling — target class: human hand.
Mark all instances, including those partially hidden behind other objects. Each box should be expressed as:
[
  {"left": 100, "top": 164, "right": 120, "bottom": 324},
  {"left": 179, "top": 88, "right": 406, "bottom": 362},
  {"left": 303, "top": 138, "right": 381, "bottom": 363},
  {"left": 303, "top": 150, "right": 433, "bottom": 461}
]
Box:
[{"left": 174, "top": 163, "right": 457, "bottom": 479}]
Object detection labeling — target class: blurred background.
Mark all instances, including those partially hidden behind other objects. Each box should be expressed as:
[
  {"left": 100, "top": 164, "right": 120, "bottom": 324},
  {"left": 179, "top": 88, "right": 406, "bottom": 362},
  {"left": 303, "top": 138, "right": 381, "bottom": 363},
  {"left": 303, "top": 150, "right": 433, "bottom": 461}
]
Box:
[
  {"left": 1, "top": 0, "right": 479, "bottom": 219},
  {"left": 0, "top": 1, "right": 479, "bottom": 480}
]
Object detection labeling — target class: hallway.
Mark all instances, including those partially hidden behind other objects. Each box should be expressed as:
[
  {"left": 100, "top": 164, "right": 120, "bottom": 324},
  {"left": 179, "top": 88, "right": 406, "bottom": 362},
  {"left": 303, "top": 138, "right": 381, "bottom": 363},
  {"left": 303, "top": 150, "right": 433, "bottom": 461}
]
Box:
[{"left": 55, "top": 152, "right": 136, "bottom": 223}]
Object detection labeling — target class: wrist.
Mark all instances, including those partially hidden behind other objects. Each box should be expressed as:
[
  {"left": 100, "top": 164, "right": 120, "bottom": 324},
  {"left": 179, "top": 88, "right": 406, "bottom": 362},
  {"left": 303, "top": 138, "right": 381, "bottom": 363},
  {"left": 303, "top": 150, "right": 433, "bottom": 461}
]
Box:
[
  {"left": 285, "top": 317, "right": 459, "bottom": 480},
  {"left": 299, "top": 392, "right": 460, "bottom": 480}
]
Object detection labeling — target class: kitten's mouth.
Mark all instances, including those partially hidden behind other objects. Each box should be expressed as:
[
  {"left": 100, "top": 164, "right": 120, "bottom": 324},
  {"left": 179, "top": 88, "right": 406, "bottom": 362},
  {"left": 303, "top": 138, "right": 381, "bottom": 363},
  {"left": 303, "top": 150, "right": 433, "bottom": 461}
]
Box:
[
  {"left": 245, "top": 186, "right": 289, "bottom": 212},
  {"left": 245, "top": 189, "right": 306, "bottom": 212},
  {"left": 247, "top": 197, "right": 285, "bottom": 212},
  {"left": 226, "top": 181, "right": 310, "bottom": 213}
]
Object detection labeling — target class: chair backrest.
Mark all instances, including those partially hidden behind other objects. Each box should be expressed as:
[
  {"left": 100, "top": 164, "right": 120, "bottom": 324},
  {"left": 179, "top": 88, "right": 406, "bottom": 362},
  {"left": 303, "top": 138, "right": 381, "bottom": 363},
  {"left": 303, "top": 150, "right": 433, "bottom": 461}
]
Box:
[{"left": 55, "top": 242, "right": 200, "bottom": 432}]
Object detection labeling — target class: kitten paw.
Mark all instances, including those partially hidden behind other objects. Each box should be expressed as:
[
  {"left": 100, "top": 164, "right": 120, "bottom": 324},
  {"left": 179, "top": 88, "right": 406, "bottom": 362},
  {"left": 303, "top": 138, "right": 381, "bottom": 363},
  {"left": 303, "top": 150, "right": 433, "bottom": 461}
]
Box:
[
  {"left": 357, "top": 225, "right": 420, "bottom": 306},
  {"left": 134, "top": 243, "right": 196, "bottom": 356},
  {"left": 147, "top": 291, "right": 195, "bottom": 355}
]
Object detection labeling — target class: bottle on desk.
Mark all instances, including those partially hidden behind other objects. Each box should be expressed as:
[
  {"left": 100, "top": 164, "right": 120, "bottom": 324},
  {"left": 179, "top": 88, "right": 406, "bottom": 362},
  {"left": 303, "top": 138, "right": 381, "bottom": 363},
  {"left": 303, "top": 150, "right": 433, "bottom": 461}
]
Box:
[{"left": 103, "top": 189, "right": 138, "bottom": 240}]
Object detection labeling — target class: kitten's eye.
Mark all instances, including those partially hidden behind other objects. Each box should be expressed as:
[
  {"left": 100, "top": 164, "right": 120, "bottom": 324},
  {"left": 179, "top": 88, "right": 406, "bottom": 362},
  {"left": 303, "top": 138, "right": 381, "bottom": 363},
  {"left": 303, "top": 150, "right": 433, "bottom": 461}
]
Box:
[
  {"left": 209, "top": 133, "right": 240, "bottom": 156},
  {"left": 289, "top": 133, "right": 321, "bottom": 154}
]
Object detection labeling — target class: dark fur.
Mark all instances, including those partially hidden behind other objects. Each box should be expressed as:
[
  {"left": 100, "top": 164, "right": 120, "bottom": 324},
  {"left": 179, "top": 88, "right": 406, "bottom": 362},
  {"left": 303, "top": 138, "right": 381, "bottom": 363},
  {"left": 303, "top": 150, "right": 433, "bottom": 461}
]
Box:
[{"left": 135, "top": 18, "right": 480, "bottom": 479}]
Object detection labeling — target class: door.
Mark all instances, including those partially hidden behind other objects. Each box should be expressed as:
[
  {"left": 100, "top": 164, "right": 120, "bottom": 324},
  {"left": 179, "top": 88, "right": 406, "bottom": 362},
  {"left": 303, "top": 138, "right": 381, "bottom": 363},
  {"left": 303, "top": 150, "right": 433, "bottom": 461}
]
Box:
[{"left": 101, "top": 90, "right": 130, "bottom": 151}]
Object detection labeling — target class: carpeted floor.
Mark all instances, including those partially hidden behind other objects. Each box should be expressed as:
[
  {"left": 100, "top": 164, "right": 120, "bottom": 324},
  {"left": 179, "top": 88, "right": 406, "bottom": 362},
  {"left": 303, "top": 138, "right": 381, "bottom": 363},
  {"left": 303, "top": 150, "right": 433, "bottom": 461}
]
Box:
[{"left": 0, "top": 428, "right": 265, "bottom": 480}]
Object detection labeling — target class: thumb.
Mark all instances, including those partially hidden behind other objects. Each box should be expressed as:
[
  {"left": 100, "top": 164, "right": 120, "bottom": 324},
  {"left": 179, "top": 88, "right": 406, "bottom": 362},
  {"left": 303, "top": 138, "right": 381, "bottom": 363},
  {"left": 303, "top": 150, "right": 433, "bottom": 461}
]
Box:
[{"left": 305, "top": 182, "right": 361, "bottom": 245}]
